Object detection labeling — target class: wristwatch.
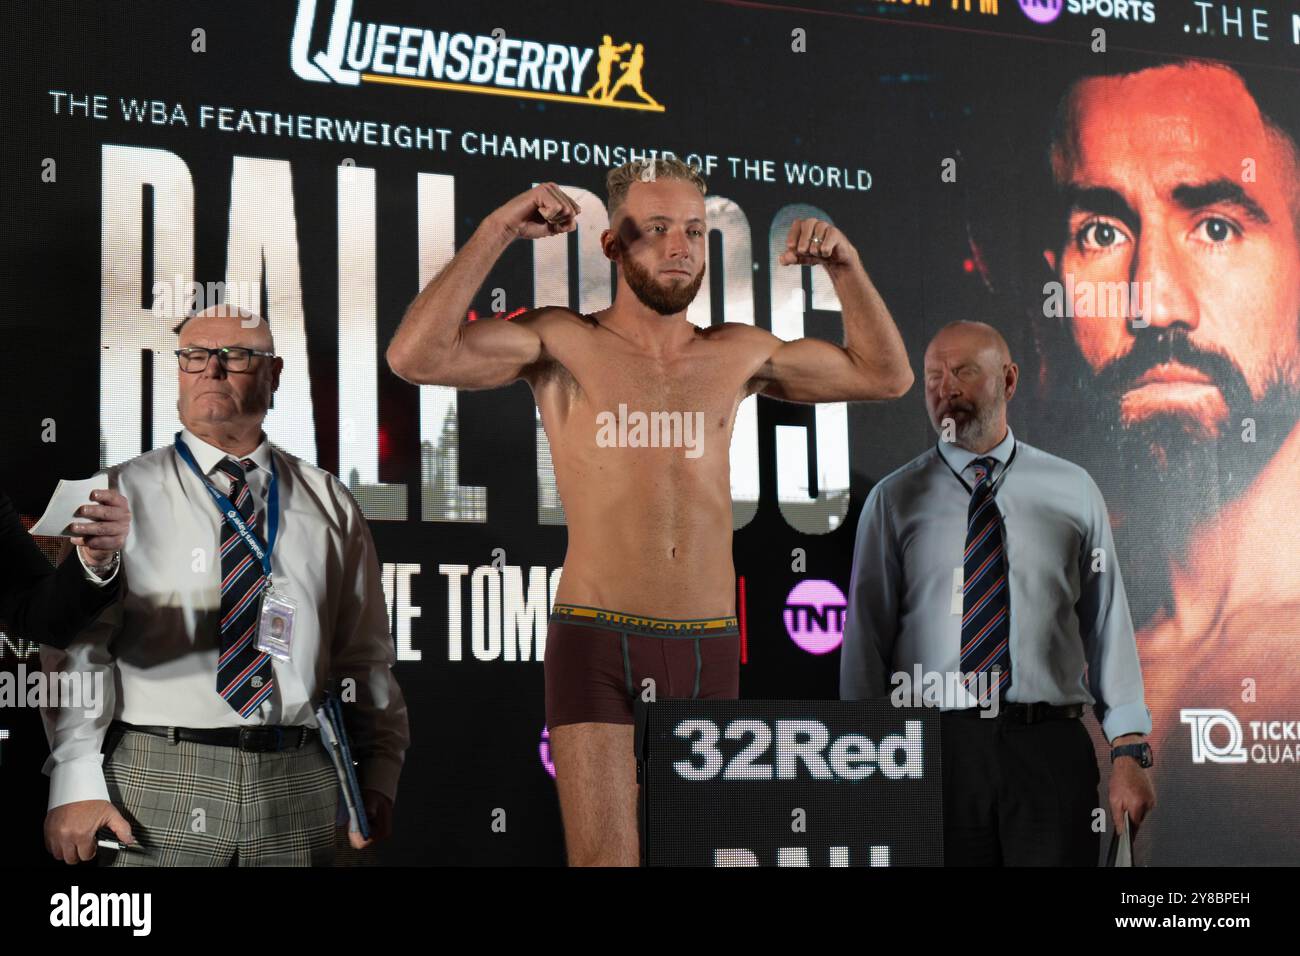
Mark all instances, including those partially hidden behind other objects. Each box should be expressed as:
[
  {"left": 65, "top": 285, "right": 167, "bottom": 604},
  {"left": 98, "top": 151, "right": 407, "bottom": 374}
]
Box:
[{"left": 1110, "top": 741, "right": 1153, "bottom": 768}]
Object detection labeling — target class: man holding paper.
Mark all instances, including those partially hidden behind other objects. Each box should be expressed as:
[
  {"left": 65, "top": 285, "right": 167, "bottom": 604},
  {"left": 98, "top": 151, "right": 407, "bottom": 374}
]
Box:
[
  {"left": 0, "top": 485, "right": 126, "bottom": 648},
  {"left": 41, "top": 304, "right": 409, "bottom": 866}
]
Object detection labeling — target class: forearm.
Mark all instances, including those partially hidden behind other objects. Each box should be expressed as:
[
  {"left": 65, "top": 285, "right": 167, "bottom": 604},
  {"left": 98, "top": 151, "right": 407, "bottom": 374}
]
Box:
[
  {"left": 387, "top": 217, "right": 516, "bottom": 382},
  {"left": 826, "top": 256, "right": 912, "bottom": 396}
]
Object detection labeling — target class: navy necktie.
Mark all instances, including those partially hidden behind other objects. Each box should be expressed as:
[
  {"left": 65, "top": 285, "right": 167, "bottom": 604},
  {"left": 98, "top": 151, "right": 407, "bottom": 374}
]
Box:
[
  {"left": 214, "top": 456, "right": 274, "bottom": 718},
  {"left": 961, "top": 455, "right": 1011, "bottom": 704}
]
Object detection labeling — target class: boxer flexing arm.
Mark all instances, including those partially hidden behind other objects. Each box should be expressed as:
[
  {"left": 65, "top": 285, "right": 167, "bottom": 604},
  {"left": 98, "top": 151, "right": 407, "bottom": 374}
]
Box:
[
  {"left": 743, "top": 218, "right": 913, "bottom": 402},
  {"left": 386, "top": 182, "right": 580, "bottom": 388}
]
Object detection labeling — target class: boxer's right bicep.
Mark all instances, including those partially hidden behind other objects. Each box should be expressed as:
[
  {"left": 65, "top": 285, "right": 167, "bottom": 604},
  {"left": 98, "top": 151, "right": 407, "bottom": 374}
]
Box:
[{"left": 420, "top": 312, "right": 546, "bottom": 390}]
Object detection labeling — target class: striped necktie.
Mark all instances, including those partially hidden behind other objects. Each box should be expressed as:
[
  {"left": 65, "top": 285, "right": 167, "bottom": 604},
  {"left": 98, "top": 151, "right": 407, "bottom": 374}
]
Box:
[
  {"left": 960, "top": 455, "right": 1011, "bottom": 704},
  {"left": 214, "top": 456, "right": 274, "bottom": 718}
]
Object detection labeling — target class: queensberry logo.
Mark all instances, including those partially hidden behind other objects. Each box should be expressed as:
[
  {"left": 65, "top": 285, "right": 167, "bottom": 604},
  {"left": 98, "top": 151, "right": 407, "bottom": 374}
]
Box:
[{"left": 291, "top": 0, "right": 665, "bottom": 111}]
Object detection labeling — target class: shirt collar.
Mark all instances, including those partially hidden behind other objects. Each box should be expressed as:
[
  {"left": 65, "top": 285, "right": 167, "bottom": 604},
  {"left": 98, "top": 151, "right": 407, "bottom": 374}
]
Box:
[
  {"left": 936, "top": 425, "right": 1015, "bottom": 479},
  {"left": 179, "top": 428, "right": 273, "bottom": 476}
]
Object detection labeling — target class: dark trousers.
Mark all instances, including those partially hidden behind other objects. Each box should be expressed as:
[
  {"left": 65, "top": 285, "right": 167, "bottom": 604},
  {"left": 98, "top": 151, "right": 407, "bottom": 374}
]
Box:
[{"left": 940, "top": 710, "right": 1101, "bottom": 866}]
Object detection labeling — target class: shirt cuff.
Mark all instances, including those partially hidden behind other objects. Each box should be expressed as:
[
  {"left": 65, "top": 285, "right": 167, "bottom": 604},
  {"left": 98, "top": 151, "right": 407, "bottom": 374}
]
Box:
[
  {"left": 76, "top": 547, "right": 119, "bottom": 586},
  {"left": 45, "top": 754, "right": 112, "bottom": 810},
  {"left": 1101, "top": 701, "right": 1153, "bottom": 743}
]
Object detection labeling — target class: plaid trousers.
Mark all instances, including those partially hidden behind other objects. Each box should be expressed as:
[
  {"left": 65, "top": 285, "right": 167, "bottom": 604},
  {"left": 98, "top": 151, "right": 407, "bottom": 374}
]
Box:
[{"left": 99, "top": 726, "right": 339, "bottom": 867}]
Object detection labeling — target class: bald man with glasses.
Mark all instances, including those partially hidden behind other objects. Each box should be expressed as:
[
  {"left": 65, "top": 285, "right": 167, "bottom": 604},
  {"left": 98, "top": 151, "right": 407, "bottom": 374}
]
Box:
[{"left": 41, "top": 305, "right": 409, "bottom": 866}]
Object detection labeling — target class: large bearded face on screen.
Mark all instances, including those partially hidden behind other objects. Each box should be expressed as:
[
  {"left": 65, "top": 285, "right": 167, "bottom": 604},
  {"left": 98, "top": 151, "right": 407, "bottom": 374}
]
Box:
[{"left": 1038, "top": 62, "right": 1300, "bottom": 621}]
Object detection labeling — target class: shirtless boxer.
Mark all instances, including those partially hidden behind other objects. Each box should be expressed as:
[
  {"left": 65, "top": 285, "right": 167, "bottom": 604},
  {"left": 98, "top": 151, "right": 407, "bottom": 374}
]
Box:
[{"left": 386, "top": 158, "right": 913, "bottom": 865}]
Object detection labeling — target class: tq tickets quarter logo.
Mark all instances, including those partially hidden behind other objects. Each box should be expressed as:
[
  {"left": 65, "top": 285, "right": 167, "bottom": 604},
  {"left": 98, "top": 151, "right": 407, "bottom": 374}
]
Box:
[{"left": 291, "top": 0, "right": 665, "bottom": 111}]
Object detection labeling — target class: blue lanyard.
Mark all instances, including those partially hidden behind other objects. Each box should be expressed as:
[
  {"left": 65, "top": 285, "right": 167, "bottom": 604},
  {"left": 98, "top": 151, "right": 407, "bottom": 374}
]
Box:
[{"left": 174, "top": 432, "right": 279, "bottom": 577}]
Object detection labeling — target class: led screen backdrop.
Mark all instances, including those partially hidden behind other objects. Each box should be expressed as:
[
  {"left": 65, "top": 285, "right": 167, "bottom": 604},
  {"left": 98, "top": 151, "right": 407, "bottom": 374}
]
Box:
[{"left": 1, "top": 0, "right": 1298, "bottom": 865}]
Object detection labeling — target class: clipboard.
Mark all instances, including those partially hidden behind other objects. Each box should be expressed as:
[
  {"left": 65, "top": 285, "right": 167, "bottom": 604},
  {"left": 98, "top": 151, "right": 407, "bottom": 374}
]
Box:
[
  {"left": 316, "top": 690, "right": 372, "bottom": 841},
  {"left": 1106, "top": 811, "right": 1138, "bottom": 866}
]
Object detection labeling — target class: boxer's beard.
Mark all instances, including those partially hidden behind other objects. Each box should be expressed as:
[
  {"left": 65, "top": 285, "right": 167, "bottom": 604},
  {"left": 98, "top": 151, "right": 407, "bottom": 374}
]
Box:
[
  {"left": 621, "top": 254, "right": 706, "bottom": 316},
  {"left": 1034, "top": 322, "right": 1300, "bottom": 625}
]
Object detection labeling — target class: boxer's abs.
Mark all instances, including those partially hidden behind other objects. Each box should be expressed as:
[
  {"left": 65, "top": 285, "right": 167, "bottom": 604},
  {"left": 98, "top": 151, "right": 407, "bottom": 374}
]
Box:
[{"left": 552, "top": 465, "right": 738, "bottom": 620}]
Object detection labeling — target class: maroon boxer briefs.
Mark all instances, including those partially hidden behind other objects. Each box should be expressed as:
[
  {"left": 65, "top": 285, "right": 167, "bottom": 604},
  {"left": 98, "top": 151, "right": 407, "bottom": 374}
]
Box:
[{"left": 544, "top": 602, "right": 741, "bottom": 727}]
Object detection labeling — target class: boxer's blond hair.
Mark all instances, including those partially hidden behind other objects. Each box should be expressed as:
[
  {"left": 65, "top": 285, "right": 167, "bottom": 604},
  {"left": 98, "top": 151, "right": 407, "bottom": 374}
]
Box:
[{"left": 606, "top": 157, "right": 707, "bottom": 223}]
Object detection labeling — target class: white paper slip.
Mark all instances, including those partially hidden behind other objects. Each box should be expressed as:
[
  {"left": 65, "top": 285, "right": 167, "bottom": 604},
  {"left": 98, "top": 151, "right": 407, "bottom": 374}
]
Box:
[{"left": 28, "top": 475, "right": 110, "bottom": 537}]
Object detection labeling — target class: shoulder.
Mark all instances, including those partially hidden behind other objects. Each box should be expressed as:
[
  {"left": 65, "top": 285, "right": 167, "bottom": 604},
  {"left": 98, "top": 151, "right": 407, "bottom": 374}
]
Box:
[
  {"left": 871, "top": 447, "right": 941, "bottom": 499},
  {"left": 858, "top": 448, "right": 940, "bottom": 524},
  {"left": 1013, "top": 440, "right": 1096, "bottom": 489},
  {"left": 269, "top": 446, "right": 361, "bottom": 519},
  {"left": 1011, "top": 440, "right": 1108, "bottom": 518},
  {"left": 268, "top": 449, "right": 380, "bottom": 555},
  {"left": 112, "top": 445, "right": 179, "bottom": 486},
  {"left": 514, "top": 305, "right": 598, "bottom": 334}
]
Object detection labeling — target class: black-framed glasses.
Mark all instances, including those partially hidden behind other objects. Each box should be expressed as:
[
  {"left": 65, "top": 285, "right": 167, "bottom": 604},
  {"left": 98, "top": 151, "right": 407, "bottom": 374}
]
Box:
[{"left": 175, "top": 346, "right": 276, "bottom": 373}]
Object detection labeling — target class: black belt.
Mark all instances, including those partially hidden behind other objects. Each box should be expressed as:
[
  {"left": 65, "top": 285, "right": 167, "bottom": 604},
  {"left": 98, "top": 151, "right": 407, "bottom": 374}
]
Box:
[
  {"left": 944, "top": 702, "right": 1084, "bottom": 724},
  {"left": 111, "top": 720, "right": 317, "bottom": 753}
]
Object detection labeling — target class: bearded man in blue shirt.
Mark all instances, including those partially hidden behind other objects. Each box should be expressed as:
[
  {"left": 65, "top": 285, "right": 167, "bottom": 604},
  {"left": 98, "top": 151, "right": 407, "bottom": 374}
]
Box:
[{"left": 841, "top": 320, "right": 1156, "bottom": 866}]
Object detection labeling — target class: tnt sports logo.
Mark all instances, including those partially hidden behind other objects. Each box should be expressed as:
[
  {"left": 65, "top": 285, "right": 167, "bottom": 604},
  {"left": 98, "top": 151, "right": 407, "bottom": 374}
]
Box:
[
  {"left": 1019, "top": 0, "right": 1155, "bottom": 23},
  {"left": 1018, "top": 0, "right": 1063, "bottom": 23},
  {"left": 290, "top": 0, "right": 664, "bottom": 111},
  {"left": 1181, "top": 709, "right": 1248, "bottom": 764},
  {"left": 783, "top": 580, "right": 846, "bottom": 655}
]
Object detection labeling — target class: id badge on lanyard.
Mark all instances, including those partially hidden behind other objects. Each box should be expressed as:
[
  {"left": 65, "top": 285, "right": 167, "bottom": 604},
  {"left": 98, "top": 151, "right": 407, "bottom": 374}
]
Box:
[
  {"left": 174, "top": 433, "right": 297, "bottom": 661},
  {"left": 256, "top": 587, "right": 297, "bottom": 661}
]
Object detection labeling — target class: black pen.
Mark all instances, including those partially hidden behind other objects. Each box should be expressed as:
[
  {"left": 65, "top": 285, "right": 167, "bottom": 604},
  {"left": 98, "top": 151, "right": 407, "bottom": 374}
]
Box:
[{"left": 96, "top": 831, "right": 145, "bottom": 852}]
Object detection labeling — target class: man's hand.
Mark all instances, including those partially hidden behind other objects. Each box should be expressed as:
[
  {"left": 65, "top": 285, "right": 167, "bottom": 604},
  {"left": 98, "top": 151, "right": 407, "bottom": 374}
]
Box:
[
  {"left": 71, "top": 489, "right": 129, "bottom": 568},
  {"left": 348, "top": 789, "right": 393, "bottom": 850},
  {"left": 1108, "top": 742, "right": 1156, "bottom": 835},
  {"left": 44, "top": 800, "right": 136, "bottom": 865},
  {"left": 490, "top": 182, "right": 581, "bottom": 241},
  {"left": 777, "top": 218, "right": 861, "bottom": 271}
]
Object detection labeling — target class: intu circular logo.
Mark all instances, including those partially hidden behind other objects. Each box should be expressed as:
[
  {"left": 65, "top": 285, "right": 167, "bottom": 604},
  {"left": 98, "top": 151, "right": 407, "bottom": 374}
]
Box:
[
  {"left": 1018, "top": 0, "right": 1063, "bottom": 24},
  {"left": 783, "top": 579, "right": 847, "bottom": 655}
]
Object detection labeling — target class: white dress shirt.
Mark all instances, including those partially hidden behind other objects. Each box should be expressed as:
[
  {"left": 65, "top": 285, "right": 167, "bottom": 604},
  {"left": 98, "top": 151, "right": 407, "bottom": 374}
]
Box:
[
  {"left": 840, "top": 427, "right": 1151, "bottom": 742},
  {"left": 42, "top": 429, "right": 409, "bottom": 809}
]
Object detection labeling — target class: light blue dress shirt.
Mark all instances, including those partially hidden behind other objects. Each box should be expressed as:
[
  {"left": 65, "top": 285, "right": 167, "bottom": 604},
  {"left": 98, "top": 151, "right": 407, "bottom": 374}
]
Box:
[{"left": 839, "top": 426, "right": 1151, "bottom": 742}]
